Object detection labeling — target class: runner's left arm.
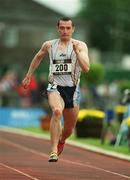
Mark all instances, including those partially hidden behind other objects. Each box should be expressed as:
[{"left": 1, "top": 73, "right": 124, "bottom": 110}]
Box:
[{"left": 72, "top": 41, "right": 90, "bottom": 72}]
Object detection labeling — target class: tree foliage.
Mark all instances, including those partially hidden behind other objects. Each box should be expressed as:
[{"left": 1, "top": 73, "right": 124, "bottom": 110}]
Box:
[
  {"left": 79, "top": 0, "right": 130, "bottom": 53},
  {"left": 81, "top": 63, "right": 105, "bottom": 85}
]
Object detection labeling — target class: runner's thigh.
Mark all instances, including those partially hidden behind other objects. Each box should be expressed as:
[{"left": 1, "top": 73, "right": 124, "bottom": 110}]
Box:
[{"left": 48, "top": 91, "right": 64, "bottom": 111}]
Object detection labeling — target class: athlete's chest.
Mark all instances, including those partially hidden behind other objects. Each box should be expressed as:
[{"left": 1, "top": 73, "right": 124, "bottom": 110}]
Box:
[{"left": 51, "top": 45, "right": 75, "bottom": 75}]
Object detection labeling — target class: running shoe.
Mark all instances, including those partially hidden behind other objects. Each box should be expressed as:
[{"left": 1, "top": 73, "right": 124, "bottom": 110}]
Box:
[
  {"left": 48, "top": 152, "right": 58, "bottom": 162},
  {"left": 57, "top": 141, "right": 65, "bottom": 156}
]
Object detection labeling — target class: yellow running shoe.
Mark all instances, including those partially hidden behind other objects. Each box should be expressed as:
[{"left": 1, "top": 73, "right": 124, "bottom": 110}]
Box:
[{"left": 48, "top": 152, "right": 58, "bottom": 162}]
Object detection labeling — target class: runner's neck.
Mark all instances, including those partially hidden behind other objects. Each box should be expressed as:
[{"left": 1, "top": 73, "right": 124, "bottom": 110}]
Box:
[{"left": 58, "top": 39, "right": 71, "bottom": 51}]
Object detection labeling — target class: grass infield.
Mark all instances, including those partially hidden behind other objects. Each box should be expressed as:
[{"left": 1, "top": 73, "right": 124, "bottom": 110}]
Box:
[{"left": 22, "top": 127, "right": 130, "bottom": 155}]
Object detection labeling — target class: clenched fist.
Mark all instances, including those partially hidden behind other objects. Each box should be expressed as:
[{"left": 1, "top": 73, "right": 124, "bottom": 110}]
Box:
[
  {"left": 22, "top": 75, "right": 31, "bottom": 89},
  {"left": 72, "top": 40, "right": 81, "bottom": 54}
]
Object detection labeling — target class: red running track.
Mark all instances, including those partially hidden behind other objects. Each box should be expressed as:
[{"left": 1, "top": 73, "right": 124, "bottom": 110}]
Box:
[{"left": 0, "top": 130, "right": 130, "bottom": 180}]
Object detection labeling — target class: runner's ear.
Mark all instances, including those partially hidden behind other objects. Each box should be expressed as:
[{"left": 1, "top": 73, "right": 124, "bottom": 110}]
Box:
[{"left": 72, "top": 26, "right": 75, "bottom": 33}]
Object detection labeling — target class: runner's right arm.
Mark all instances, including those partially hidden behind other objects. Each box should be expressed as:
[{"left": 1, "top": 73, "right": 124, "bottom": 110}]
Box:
[{"left": 22, "top": 41, "right": 50, "bottom": 88}]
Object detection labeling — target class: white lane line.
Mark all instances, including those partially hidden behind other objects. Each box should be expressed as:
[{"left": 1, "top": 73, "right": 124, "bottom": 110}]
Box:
[
  {"left": 63, "top": 160, "right": 130, "bottom": 179},
  {"left": 1, "top": 138, "right": 130, "bottom": 179},
  {"left": 1, "top": 126, "right": 130, "bottom": 162},
  {"left": 0, "top": 162, "right": 39, "bottom": 180}
]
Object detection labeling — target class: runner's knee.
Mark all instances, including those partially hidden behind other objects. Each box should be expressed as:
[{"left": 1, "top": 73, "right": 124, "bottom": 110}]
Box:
[{"left": 53, "top": 108, "right": 62, "bottom": 118}]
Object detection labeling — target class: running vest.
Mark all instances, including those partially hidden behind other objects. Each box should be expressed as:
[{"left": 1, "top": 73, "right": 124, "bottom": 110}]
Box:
[{"left": 48, "top": 39, "right": 81, "bottom": 86}]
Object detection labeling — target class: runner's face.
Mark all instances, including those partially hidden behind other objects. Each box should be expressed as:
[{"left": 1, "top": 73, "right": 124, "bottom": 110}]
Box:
[{"left": 58, "top": 20, "right": 74, "bottom": 41}]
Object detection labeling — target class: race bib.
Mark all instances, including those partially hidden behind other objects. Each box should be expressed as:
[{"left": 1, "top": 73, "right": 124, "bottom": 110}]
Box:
[{"left": 52, "top": 59, "right": 72, "bottom": 75}]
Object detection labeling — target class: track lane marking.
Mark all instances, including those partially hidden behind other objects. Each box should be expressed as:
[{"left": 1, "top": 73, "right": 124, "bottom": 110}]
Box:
[
  {"left": 0, "top": 162, "right": 39, "bottom": 180},
  {"left": 1, "top": 138, "right": 130, "bottom": 179},
  {"left": 1, "top": 126, "right": 130, "bottom": 161}
]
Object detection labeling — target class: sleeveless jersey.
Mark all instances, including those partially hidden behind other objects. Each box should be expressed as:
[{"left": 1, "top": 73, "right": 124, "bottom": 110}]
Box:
[{"left": 48, "top": 39, "right": 81, "bottom": 87}]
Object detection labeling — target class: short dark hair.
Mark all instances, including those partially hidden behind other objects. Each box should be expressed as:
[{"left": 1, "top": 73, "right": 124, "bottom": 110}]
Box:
[{"left": 57, "top": 17, "right": 74, "bottom": 27}]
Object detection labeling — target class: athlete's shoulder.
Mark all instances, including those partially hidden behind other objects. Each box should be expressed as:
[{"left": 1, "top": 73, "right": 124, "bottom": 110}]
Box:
[
  {"left": 43, "top": 40, "right": 52, "bottom": 48},
  {"left": 41, "top": 40, "right": 55, "bottom": 52},
  {"left": 44, "top": 39, "right": 59, "bottom": 48},
  {"left": 71, "top": 38, "right": 88, "bottom": 46}
]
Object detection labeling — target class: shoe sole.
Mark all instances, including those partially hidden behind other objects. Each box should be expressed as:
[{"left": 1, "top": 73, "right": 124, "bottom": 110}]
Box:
[{"left": 48, "top": 159, "right": 58, "bottom": 162}]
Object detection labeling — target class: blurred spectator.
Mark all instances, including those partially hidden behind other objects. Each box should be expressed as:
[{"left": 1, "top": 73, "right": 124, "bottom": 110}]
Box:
[
  {"left": 121, "top": 89, "right": 130, "bottom": 105},
  {"left": 37, "top": 74, "right": 47, "bottom": 103},
  {"left": 0, "top": 70, "right": 18, "bottom": 92},
  {"left": 16, "top": 74, "right": 38, "bottom": 107},
  {"left": 91, "top": 83, "right": 107, "bottom": 110},
  {"left": 101, "top": 109, "right": 116, "bottom": 145},
  {"left": 29, "top": 74, "right": 38, "bottom": 105},
  {"left": 109, "top": 80, "right": 120, "bottom": 105},
  {"left": 0, "top": 70, "right": 18, "bottom": 106},
  {"left": 16, "top": 83, "right": 31, "bottom": 107},
  {"left": 115, "top": 89, "right": 130, "bottom": 148},
  {"left": 80, "top": 85, "right": 88, "bottom": 108},
  {"left": 37, "top": 74, "right": 51, "bottom": 113}
]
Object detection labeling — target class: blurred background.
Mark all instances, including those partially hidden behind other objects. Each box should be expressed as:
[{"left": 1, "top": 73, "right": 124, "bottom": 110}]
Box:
[{"left": 0, "top": 0, "right": 130, "bottom": 151}]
